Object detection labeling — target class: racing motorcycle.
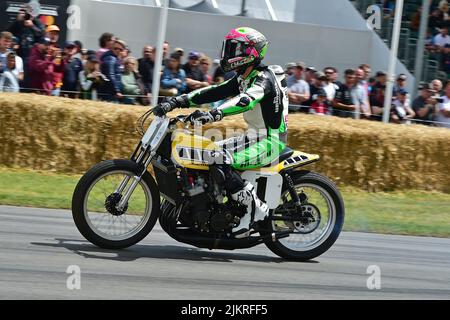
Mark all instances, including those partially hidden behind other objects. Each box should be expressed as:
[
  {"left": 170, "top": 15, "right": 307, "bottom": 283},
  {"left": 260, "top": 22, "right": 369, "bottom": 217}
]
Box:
[{"left": 72, "top": 110, "right": 345, "bottom": 261}]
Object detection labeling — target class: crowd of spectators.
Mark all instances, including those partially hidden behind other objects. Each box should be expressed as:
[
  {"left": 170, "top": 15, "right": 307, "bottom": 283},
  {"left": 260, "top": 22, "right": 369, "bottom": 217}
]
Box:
[
  {"left": 0, "top": 3, "right": 449, "bottom": 128},
  {"left": 408, "top": 0, "right": 450, "bottom": 75},
  {"left": 284, "top": 61, "right": 450, "bottom": 128}
]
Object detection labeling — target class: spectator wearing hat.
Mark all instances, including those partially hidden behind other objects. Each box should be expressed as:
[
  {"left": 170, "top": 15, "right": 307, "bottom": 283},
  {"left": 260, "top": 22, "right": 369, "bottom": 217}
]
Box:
[
  {"left": 287, "top": 62, "right": 310, "bottom": 108},
  {"left": 309, "top": 89, "right": 331, "bottom": 116},
  {"left": 183, "top": 51, "right": 208, "bottom": 93},
  {"left": 72, "top": 40, "right": 84, "bottom": 61},
  {"left": 412, "top": 83, "right": 439, "bottom": 125},
  {"left": 304, "top": 67, "right": 317, "bottom": 86},
  {"left": 174, "top": 47, "right": 185, "bottom": 61},
  {"left": 79, "top": 54, "right": 107, "bottom": 101},
  {"left": 393, "top": 74, "right": 407, "bottom": 94},
  {"left": 284, "top": 62, "right": 296, "bottom": 77},
  {"left": 46, "top": 25, "right": 60, "bottom": 46},
  {"left": 99, "top": 39, "right": 126, "bottom": 102},
  {"left": 435, "top": 80, "right": 450, "bottom": 128},
  {"left": 393, "top": 74, "right": 411, "bottom": 107},
  {"left": 161, "top": 51, "right": 187, "bottom": 96},
  {"left": 79, "top": 48, "right": 91, "bottom": 66},
  {"left": 370, "top": 71, "right": 387, "bottom": 120},
  {"left": 305, "top": 71, "right": 326, "bottom": 107},
  {"left": 391, "top": 89, "right": 415, "bottom": 124},
  {"left": 138, "top": 46, "right": 155, "bottom": 94},
  {"left": 28, "top": 37, "right": 57, "bottom": 94},
  {"left": 61, "top": 41, "right": 83, "bottom": 98}
]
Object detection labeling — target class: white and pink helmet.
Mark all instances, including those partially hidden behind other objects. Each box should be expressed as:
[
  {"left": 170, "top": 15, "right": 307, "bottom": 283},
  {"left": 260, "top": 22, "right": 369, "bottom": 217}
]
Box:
[{"left": 220, "top": 27, "right": 269, "bottom": 73}]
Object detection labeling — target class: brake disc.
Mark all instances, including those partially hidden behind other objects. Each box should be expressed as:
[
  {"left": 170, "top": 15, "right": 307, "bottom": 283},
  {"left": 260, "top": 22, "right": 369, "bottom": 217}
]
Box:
[{"left": 291, "top": 203, "right": 321, "bottom": 234}]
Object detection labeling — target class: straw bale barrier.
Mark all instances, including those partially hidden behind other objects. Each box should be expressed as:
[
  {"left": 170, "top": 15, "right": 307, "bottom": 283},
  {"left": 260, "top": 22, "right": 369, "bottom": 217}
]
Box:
[{"left": 1, "top": 93, "right": 449, "bottom": 192}]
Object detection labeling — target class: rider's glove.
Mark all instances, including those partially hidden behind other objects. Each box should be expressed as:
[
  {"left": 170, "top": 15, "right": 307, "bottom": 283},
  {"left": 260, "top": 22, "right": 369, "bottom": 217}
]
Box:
[
  {"left": 153, "top": 95, "right": 190, "bottom": 117},
  {"left": 186, "top": 109, "right": 223, "bottom": 126}
]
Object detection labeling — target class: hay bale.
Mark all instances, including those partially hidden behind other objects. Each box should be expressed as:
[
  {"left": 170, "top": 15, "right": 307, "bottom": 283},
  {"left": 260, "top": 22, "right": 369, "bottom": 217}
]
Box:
[{"left": 1, "top": 93, "right": 449, "bottom": 192}]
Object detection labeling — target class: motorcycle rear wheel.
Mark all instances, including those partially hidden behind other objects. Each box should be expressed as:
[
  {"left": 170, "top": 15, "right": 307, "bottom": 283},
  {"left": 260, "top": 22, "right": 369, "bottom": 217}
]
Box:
[{"left": 262, "top": 171, "right": 344, "bottom": 261}]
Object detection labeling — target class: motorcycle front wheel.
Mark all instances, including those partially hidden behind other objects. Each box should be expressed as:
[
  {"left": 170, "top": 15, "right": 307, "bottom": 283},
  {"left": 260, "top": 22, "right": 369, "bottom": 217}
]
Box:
[
  {"left": 262, "top": 171, "right": 345, "bottom": 261},
  {"left": 72, "top": 160, "right": 161, "bottom": 249}
]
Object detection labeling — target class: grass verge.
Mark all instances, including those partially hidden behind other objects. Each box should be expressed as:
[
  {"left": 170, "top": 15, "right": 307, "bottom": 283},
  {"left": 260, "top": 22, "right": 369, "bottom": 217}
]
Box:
[{"left": 0, "top": 167, "right": 448, "bottom": 238}]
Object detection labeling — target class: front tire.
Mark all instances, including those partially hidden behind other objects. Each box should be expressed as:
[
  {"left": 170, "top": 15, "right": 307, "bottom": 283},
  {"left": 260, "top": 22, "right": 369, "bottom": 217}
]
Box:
[
  {"left": 262, "top": 171, "right": 344, "bottom": 261},
  {"left": 72, "top": 160, "right": 161, "bottom": 249}
]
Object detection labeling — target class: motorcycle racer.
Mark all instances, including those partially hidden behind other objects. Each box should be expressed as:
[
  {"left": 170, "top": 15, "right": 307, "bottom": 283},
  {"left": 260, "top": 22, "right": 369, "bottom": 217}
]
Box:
[{"left": 154, "top": 27, "right": 289, "bottom": 238}]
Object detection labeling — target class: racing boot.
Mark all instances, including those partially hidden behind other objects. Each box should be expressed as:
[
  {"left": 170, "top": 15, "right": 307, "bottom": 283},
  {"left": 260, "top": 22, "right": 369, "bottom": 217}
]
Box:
[{"left": 231, "top": 182, "right": 269, "bottom": 238}]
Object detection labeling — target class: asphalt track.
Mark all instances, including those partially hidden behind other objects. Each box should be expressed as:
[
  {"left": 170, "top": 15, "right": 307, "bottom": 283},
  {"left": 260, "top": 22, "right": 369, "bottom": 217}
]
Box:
[{"left": 0, "top": 205, "right": 449, "bottom": 300}]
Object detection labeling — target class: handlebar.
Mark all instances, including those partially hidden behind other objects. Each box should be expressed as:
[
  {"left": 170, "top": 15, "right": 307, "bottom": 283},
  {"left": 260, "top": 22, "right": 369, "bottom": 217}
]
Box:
[{"left": 169, "top": 115, "right": 189, "bottom": 126}]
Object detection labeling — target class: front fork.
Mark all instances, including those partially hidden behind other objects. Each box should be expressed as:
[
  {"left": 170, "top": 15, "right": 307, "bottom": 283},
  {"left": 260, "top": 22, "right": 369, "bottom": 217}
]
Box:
[{"left": 116, "top": 145, "right": 154, "bottom": 211}]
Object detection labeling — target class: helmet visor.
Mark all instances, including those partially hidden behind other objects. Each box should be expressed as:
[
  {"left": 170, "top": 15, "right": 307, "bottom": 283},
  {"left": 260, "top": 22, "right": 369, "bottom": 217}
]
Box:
[{"left": 221, "top": 39, "right": 248, "bottom": 61}]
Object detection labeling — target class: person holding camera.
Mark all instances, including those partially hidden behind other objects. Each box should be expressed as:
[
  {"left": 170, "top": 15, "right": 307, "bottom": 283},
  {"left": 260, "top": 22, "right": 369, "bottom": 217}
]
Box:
[
  {"left": 79, "top": 55, "right": 108, "bottom": 101},
  {"left": 435, "top": 80, "right": 450, "bottom": 128},
  {"left": 412, "top": 83, "right": 439, "bottom": 125},
  {"left": 391, "top": 89, "right": 415, "bottom": 124},
  {"left": 7, "top": 5, "right": 44, "bottom": 66}
]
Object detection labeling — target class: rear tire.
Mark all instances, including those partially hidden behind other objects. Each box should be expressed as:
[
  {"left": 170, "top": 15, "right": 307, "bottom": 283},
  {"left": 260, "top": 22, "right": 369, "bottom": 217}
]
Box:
[
  {"left": 72, "top": 160, "right": 161, "bottom": 249},
  {"left": 262, "top": 171, "right": 344, "bottom": 261}
]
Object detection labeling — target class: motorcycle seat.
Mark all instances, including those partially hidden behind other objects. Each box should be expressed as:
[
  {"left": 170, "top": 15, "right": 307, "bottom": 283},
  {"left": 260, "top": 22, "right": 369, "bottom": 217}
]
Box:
[
  {"left": 278, "top": 147, "right": 294, "bottom": 163},
  {"left": 259, "top": 147, "right": 294, "bottom": 169}
]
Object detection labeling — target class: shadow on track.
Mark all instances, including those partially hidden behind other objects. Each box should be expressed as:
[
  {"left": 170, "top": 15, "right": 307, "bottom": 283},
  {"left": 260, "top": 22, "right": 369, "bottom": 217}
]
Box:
[{"left": 32, "top": 238, "right": 318, "bottom": 263}]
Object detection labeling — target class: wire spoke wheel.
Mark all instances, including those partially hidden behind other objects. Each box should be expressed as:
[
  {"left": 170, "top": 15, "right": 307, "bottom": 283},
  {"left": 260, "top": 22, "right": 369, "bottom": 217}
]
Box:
[
  {"left": 84, "top": 171, "right": 151, "bottom": 241},
  {"left": 273, "top": 184, "right": 335, "bottom": 251},
  {"left": 263, "top": 172, "right": 344, "bottom": 261},
  {"left": 72, "top": 160, "right": 160, "bottom": 249}
]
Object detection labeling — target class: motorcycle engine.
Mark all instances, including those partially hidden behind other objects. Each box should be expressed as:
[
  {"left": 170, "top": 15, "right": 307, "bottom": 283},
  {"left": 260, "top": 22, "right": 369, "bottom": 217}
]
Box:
[{"left": 182, "top": 173, "right": 245, "bottom": 233}]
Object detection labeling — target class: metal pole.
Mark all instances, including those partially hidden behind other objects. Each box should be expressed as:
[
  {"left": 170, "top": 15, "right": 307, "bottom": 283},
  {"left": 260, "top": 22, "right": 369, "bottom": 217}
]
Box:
[
  {"left": 265, "top": 0, "right": 278, "bottom": 21},
  {"left": 382, "top": 0, "right": 404, "bottom": 123},
  {"left": 413, "top": 0, "right": 431, "bottom": 99},
  {"left": 241, "top": 0, "right": 247, "bottom": 16},
  {"left": 151, "top": 0, "right": 169, "bottom": 108}
]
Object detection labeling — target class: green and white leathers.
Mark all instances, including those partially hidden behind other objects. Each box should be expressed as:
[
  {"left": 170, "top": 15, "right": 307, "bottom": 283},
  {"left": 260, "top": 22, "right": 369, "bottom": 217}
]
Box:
[{"left": 186, "top": 64, "right": 290, "bottom": 170}]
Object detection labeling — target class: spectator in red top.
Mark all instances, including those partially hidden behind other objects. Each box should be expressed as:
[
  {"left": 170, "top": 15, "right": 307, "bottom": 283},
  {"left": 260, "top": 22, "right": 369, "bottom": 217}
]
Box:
[
  {"left": 28, "top": 37, "right": 60, "bottom": 95},
  {"left": 310, "top": 89, "right": 330, "bottom": 116}
]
